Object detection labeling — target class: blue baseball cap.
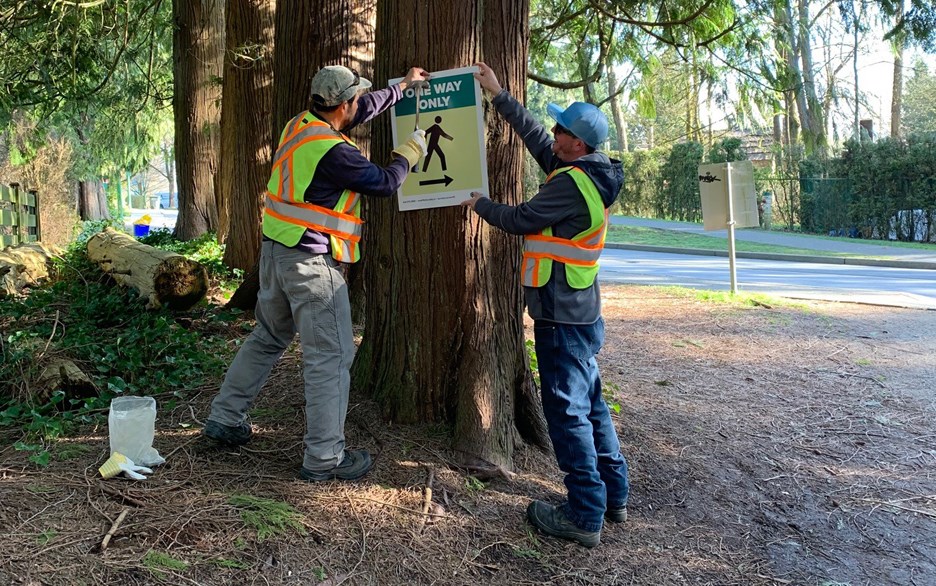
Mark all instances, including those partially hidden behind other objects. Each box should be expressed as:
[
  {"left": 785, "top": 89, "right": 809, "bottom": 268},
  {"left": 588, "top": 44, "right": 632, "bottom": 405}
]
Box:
[{"left": 546, "top": 101, "right": 609, "bottom": 149}]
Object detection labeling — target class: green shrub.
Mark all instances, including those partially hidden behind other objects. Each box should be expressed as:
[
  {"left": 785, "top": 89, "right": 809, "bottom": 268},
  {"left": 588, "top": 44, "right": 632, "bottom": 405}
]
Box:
[
  {"left": 0, "top": 227, "right": 238, "bottom": 452},
  {"left": 658, "top": 141, "right": 704, "bottom": 221}
]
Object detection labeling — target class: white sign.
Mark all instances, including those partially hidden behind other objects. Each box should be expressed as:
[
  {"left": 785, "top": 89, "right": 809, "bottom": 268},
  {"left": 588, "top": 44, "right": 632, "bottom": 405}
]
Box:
[
  {"left": 698, "top": 161, "right": 758, "bottom": 231},
  {"left": 389, "top": 66, "right": 488, "bottom": 211}
]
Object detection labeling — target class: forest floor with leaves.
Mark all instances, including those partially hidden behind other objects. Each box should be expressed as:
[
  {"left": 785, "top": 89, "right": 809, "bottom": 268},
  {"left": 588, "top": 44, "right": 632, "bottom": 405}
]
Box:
[{"left": 2, "top": 284, "right": 935, "bottom": 586}]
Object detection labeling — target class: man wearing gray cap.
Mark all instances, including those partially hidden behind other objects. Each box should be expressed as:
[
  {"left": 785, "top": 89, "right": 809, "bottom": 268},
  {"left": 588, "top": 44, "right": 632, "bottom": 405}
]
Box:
[
  {"left": 462, "top": 62, "right": 629, "bottom": 547},
  {"left": 203, "top": 65, "right": 429, "bottom": 483}
]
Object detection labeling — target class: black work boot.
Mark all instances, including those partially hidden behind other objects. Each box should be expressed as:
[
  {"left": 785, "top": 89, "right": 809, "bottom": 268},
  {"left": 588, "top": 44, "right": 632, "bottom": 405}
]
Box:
[
  {"left": 605, "top": 506, "right": 628, "bottom": 523},
  {"left": 526, "top": 500, "right": 600, "bottom": 548},
  {"left": 203, "top": 420, "right": 252, "bottom": 446},
  {"left": 299, "top": 450, "right": 374, "bottom": 482}
]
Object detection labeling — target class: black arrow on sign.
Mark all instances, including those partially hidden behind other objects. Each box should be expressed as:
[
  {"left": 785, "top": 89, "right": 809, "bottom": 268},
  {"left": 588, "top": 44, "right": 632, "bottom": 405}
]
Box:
[{"left": 419, "top": 175, "right": 454, "bottom": 187}]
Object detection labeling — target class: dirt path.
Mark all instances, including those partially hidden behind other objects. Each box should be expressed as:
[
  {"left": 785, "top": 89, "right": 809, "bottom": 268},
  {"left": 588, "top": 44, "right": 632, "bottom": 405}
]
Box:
[{"left": 2, "top": 285, "right": 934, "bottom": 585}]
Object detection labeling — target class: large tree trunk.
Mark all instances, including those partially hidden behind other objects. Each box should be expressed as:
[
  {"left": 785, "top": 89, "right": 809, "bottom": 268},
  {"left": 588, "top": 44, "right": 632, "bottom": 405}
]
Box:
[
  {"left": 780, "top": 0, "right": 809, "bottom": 150},
  {"left": 218, "top": 0, "right": 275, "bottom": 270},
  {"left": 87, "top": 228, "right": 208, "bottom": 310},
  {"left": 353, "top": 0, "right": 546, "bottom": 470},
  {"left": 77, "top": 180, "right": 109, "bottom": 221},
  {"left": 172, "top": 0, "right": 224, "bottom": 241},
  {"left": 227, "top": 0, "right": 376, "bottom": 309},
  {"left": 271, "top": 0, "right": 376, "bottom": 141}
]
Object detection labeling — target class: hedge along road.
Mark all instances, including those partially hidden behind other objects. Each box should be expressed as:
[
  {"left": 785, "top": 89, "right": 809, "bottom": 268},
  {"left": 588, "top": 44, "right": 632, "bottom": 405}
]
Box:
[{"left": 598, "top": 248, "right": 936, "bottom": 310}]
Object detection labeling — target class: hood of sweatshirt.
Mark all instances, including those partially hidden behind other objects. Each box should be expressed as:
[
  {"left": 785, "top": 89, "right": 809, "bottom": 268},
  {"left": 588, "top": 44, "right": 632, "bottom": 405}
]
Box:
[{"left": 572, "top": 152, "right": 624, "bottom": 208}]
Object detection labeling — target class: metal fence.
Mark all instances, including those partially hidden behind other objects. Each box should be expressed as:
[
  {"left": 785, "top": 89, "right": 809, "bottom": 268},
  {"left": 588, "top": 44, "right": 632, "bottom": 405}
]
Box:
[{"left": 0, "top": 183, "right": 40, "bottom": 247}]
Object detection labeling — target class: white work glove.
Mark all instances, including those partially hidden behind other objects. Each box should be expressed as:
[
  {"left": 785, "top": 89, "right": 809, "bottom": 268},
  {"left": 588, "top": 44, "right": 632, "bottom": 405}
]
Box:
[
  {"left": 392, "top": 129, "right": 428, "bottom": 168},
  {"left": 99, "top": 452, "right": 154, "bottom": 480}
]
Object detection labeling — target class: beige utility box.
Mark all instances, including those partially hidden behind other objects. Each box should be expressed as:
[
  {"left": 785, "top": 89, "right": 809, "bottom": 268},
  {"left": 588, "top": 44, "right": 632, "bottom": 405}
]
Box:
[{"left": 698, "top": 161, "right": 758, "bottom": 231}]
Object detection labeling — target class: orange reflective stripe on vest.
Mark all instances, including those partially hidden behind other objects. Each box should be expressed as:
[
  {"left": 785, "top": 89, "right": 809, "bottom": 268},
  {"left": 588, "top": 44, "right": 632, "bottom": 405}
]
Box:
[
  {"left": 522, "top": 166, "right": 608, "bottom": 289},
  {"left": 265, "top": 192, "right": 362, "bottom": 242},
  {"left": 261, "top": 113, "right": 364, "bottom": 262}
]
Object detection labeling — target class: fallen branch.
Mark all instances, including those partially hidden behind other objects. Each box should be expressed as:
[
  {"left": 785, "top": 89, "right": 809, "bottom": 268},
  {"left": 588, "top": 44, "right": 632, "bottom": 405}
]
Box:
[
  {"left": 99, "top": 508, "right": 129, "bottom": 552},
  {"left": 855, "top": 498, "right": 936, "bottom": 519},
  {"left": 417, "top": 467, "right": 435, "bottom": 534},
  {"left": 98, "top": 481, "right": 147, "bottom": 508}
]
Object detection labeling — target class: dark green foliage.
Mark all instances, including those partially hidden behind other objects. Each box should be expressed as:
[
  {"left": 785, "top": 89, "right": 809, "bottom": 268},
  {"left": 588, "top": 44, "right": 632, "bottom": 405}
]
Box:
[
  {"left": 139, "top": 229, "right": 241, "bottom": 284},
  {"left": 0, "top": 226, "right": 238, "bottom": 453},
  {"left": 902, "top": 60, "right": 936, "bottom": 135},
  {"left": 657, "top": 142, "right": 704, "bottom": 221},
  {"left": 613, "top": 148, "right": 664, "bottom": 216},
  {"left": 706, "top": 138, "right": 747, "bottom": 164},
  {"left": 799, "top": 135, "right": 936, "bottom": 240}
]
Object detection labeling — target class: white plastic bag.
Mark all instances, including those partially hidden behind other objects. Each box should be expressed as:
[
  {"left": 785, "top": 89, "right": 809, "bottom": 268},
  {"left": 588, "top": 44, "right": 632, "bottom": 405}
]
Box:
[{"left": 108, "top": 396, "right": 165, "bottom": 467}]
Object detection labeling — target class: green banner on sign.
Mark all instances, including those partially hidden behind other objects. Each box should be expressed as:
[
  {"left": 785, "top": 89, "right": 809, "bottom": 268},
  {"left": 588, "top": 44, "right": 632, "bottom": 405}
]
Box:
[{"left": 394, "top": 73, "right": 478, "bottom": 116}]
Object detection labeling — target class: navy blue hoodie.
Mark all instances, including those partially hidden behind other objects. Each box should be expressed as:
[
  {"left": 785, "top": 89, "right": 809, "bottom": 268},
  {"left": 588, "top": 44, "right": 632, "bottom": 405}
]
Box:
[{"left": 473, "top": 90, "right": 624, "bottom": 324}]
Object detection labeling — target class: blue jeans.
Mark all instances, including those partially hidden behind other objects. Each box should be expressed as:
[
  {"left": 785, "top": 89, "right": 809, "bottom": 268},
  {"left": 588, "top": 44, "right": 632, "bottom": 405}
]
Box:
[{"left": 534, "top": 317, "right": 630, "bottom": 532}]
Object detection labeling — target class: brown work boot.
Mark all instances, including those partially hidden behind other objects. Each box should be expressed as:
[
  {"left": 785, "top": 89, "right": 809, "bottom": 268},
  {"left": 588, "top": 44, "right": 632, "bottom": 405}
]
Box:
[{"left": 526, "top": 500, "right": 600, "bottom": 548}]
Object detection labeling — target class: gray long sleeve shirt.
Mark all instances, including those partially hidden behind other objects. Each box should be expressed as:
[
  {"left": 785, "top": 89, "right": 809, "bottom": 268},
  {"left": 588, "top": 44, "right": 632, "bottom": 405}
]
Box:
[{"left": 473, "top": 90, "right": 624, "bottom": 324}]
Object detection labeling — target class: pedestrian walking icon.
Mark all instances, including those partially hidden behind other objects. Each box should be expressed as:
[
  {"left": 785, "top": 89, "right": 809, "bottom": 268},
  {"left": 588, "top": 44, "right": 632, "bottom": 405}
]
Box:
[{"left": 423, "top": 116, "right": 453, "bottom": 172}]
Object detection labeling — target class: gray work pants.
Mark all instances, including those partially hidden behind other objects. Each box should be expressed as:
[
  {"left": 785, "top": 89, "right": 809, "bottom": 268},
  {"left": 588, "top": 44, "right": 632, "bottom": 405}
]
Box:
[{"left": 208, "top": 240, "right": 355, "bottom": 471}]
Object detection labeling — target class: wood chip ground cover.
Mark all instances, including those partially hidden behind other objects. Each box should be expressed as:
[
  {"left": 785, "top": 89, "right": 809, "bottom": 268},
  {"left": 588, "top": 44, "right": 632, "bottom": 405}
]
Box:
[{"left": 1, "top": 285, "right": 934, "bottom": 585}]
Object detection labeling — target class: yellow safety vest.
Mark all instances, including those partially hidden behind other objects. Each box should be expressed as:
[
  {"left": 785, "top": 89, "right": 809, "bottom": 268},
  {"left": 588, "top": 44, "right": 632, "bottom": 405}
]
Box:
[
  {"left": 262, "top": 113, "right": 363, "bottom": 263},
  {"left": 522, "top": 166, "right": 608, "bottom": 289}
]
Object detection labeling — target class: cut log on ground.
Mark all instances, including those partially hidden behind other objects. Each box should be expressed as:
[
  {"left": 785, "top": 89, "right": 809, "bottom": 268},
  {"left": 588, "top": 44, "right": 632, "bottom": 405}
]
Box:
[
  {"left": 86, "top": 228, "right": 208, "bottom": 310},
  {"left": 0, "top": 242, "right": 60, "bottom": 298},
  {"left": 36, "top": 359, "right": 96, "bottom": 403}
]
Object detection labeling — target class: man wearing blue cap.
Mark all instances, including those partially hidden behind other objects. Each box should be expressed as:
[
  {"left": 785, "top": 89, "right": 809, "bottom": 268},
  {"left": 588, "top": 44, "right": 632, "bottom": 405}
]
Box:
[{"left": 462, "top": 62, "right": 629, "bottom": 548}]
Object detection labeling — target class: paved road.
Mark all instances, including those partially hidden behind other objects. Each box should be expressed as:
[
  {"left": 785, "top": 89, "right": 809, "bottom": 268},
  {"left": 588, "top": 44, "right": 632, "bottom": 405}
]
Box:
[{"left": 599, "top": 248, "right": 936, "bottom": 310}]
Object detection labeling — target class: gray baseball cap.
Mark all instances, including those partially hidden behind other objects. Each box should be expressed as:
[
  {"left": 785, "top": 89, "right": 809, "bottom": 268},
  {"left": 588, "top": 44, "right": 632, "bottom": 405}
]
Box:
[{"left": 310, "top": 65, "right": 372, "bottom": 107}]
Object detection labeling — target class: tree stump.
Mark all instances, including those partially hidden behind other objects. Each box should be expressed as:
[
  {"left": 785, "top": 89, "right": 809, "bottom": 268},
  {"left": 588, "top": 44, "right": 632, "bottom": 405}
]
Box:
[
  {"left": 86, "top": 228, "right": 208, "bottom": 310},
  {"left": 36, "top": 359, "right": 96, "bottom": 403},
  {"left": 0, "top": 242, "right": 59, "bottom": 298}
]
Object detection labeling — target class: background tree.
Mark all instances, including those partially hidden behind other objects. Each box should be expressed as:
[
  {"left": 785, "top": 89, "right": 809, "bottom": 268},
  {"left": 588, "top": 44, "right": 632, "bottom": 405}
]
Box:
[
  {"left": 0, "top": 0, "right": 174, "bottom": 221},
  {"left": 901, "top": 60, "right": 936, "bottom": 134},
  {"left": 225, "top": 0, "right": 376, "bottom": 307},
  {"left": 217, "top": 0, "right": 275, "bottom": 270},
  {"left": 353, "top": 0, "right": 548, "bottom": 470},
  {"left": 172, "top": 0, "right": 224, "bottom": 240}
]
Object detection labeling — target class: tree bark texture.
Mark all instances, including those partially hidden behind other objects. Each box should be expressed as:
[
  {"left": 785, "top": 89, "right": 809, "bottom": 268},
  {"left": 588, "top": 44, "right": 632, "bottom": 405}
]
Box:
[
  {"left": 227, "top": 0, "right": 376, "bottom": 309},
  {"left": 172, "top": 0, "right": 224, "bottom": 240},
  {"left": 218, "top": 0, "right": 275, "bottom": 271},
  {"left": 272, "top": 0, "right": 376, "bottom": 150},
  {"left": 87, "top": 228, "right": 208, "bottom": 310},
  {"left": 779, "top": 0, "right": 807, "bottom": 149},
  {"left": 0, "top": 242, "right": 59, "bottom": 298},
  {"left": 77, "top": 180, "right": 108, "bottom": 221},
  {"left": 353, "top": 0, "right": 546, "bottom": 469}
]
